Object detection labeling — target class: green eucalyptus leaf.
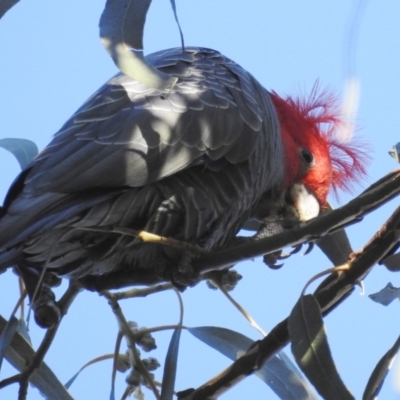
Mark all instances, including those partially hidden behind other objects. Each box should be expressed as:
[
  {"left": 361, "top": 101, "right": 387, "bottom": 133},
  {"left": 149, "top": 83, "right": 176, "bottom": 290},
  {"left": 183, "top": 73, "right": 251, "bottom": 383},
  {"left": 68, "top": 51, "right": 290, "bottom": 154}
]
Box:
[
  {"left": 316, "top": 229, "right": 352, "bottom": 266},
  {"left": 16, "top": 318, "right": 31, "bottom": 344},
  {"left": 0, "top": 298, "right": 30, "bottom": 373},
  {"left": 0, "top": 138, "right": 38, "bottom": 170},
  {"left": 382, "top": 253, "right": 400, "bottom": 271},
  {"left": 160, "top": 329, "right": 181, "bottom": 400},
  {"left": 288, "top": 294, "right": 354, "bottom": 400},
  {"left": 99, "top": 0, "right": 177, "bottom": 90},
  {"left": 316, "top": 203, "right": 352, "bottom": 266},
  {"left": 363, "top": 334, "right": 400, "bottom": 400},
  {"left": 0, "top": 316, "right": 18, "bottom": 372},
  {"left": 188, "top": 326, "right": 318, "bottom": 399},
  {"left": 161, "top": 290, "right": 183, "bottom": 400},
  {"left": 0, "top": 315, "right": 73, "bottom": 400}
]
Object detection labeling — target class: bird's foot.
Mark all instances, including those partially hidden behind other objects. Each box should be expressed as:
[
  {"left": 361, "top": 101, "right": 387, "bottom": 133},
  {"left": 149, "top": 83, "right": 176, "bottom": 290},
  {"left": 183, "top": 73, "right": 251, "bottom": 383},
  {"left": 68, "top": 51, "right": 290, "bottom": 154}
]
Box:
[
  {"left": 206, "top": 269, "right": 242, "bottom": 291},
  {"left": 249, "top": 217, "right": 317, "bottom": 269},
  {"left": 16, "top": 264, "right": 61, "bottom": 328},
  {"left": 31, "top": 285, "right": 61, "bottom": 328},
  {"left": 171, "top": 251, "right": 201, "bottom": 290},
  {"left": 263, "top": 241, "right": 315, "bottom": 268}
]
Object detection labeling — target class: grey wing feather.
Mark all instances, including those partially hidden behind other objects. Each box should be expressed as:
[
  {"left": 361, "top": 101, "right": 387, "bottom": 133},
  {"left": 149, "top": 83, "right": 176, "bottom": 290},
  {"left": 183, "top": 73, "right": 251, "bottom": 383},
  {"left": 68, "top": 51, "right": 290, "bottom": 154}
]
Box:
[
  {"left": 0, "top": 47, "right": 284, "bottom": 275},
  {"left": 22, "top": 47, "right": 267, "bottom": 195}
]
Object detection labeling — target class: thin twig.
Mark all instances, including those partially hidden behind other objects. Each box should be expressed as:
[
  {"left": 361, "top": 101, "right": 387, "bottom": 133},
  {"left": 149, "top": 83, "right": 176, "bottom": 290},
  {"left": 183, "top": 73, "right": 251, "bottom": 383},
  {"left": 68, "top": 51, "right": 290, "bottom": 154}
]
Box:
[
  {"left": 18, "top": 379, "right": 27, "bottom": 400},
  {"left": 18, "top": 278, "right": 25, "bottom": 320},
  {"left": 9, "top": 289, "right": 27, "bottom": 323},
  {"left": 174, "top": 288, "right": 184, "bottom": 326},
  {"left": 301, "top": 264, "right": 350, "bottom": 296},
  {"left": 112, "top": 283, "right": 173, "bottom": 301},
  {"left": 111, "top": 331, "right": 124, "bottom": 397},
  {"left": 209, "top": 275, "right": 266, "bottom": 337}
]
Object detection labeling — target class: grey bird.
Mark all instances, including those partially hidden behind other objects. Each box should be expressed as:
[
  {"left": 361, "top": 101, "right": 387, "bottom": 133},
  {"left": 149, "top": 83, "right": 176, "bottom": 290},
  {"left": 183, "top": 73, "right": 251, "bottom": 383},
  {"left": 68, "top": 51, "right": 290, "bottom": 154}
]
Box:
[
  {"left": 0, "top": 48, "right": 283, "bottom": 287},
  {"left": 0, "top": 46, "right": 360, "bottom": 309}
]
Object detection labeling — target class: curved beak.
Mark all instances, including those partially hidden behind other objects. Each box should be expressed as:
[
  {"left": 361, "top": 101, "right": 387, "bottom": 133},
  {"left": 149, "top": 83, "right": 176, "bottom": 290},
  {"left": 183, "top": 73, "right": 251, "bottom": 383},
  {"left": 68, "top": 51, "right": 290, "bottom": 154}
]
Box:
[{"left": 289, "top": 183, "right": 320, "bottom": 221}]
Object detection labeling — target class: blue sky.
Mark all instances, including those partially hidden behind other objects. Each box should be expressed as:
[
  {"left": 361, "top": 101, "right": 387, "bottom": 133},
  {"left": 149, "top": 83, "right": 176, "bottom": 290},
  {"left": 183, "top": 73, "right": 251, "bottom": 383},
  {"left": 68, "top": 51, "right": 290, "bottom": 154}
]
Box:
[{"left": 0, "top": 1, "right": 400, "bottom": 399}]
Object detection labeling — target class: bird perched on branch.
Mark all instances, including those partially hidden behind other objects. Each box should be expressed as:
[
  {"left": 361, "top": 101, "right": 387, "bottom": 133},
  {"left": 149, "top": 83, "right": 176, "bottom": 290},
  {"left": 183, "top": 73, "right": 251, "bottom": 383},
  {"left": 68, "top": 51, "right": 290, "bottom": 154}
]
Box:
[{"left": 0, "top": 47, "right": 367, "bottom": 310}]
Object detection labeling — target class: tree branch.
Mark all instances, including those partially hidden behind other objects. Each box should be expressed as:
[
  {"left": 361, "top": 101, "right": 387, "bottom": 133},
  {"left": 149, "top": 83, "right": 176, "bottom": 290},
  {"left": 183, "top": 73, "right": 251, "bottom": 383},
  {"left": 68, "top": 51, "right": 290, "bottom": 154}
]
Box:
[{"left": 177, "top": 205, "right": 400, "bottom": 399}]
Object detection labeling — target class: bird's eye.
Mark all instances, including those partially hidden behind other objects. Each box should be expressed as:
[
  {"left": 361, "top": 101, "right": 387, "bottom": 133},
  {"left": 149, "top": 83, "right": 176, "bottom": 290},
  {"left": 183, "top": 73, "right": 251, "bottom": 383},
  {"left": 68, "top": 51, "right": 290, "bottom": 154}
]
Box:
[{"left": 301, "top": 149, "right": 314, "bottom": 166}]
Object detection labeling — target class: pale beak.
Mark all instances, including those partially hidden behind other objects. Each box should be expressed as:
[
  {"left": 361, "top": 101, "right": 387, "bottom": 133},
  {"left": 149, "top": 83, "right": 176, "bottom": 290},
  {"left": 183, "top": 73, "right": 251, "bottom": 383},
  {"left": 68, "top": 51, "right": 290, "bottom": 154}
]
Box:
[{"left": 289, "top": 183, "right": 320, "bottom": 221}]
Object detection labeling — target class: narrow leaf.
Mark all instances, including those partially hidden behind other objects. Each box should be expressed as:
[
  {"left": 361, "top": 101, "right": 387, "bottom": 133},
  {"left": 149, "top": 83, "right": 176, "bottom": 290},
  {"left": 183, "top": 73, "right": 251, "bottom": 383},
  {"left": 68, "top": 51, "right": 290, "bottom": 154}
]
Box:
[
  {"left": 316, "top": 203, "right": 352, "bottom": 266},
  {"left": 0, "top": 317, "right": 18, "bottom": 373},
  {"left": 160, "top": 329, "right": 181, "bottom": 400},
  {"left": 288, "top": 294, "right": 354, "bottom": 400},
  {"left": 369, "top": 282, "right": 400, "bottom": 306},
  {"left": 99, "top": 0, "right": 178, "bottom": 90},
  {"left": 0, "top": 138, "right": 38, "bottom": 170},
  {"left": 16, "top": 318, "right": 31, "bottom": 344},
  {"left": 65, "top": 370, "right": 81, "bottom": 390},
  {"left": 382, "top": 253, "right": 400, "bottom": 271},
  {"left": 65, "top": 354, "right": 125, "bottom": 389},
  {"left": 189, "top": 326, "right": 318, "bottom": 399},
  {"left": 109, "top": 386, "right": 115, "bottom": 400},
  {"left": 363, "top": 334, "right": 400, "bottom": 400},
  {"left": 0, "top": 315, "right": 73, "bottom": 400},
  {"left": 169, "top": 0, "right": 184, "bottom": 50},
  {"left": 316, "top": 229, "right": 352, "bottom": 266},
  {"left": 0, "top": 0, "right": 20, "bottom": 20},
  {"left": 161, "top": 289, "right": 183, "bottom": 400},
  {"left": 0, "top": 293, "right": 30, "bottom": 373}
]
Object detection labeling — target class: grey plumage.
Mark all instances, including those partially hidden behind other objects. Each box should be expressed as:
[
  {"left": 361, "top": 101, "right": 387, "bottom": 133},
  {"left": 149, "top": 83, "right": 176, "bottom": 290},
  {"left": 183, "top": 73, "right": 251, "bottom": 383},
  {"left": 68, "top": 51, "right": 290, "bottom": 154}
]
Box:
[{"left": 0, "top": 47, "right": 284, "bottom": 281}]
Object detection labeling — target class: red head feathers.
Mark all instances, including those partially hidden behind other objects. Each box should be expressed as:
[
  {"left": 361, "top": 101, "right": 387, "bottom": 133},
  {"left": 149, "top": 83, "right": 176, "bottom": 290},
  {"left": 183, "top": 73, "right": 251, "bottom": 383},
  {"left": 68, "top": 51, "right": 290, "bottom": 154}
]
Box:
[{"left": 270, "top": 85, "right": 370, "bottom": 208}]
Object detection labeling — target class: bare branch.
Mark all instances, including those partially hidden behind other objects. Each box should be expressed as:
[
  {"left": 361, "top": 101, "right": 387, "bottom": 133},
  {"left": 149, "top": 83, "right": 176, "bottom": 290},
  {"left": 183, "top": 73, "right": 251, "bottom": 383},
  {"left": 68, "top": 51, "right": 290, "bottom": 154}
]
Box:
[{"left": 178, "top": 205, "right": 400, "bottom": 399}]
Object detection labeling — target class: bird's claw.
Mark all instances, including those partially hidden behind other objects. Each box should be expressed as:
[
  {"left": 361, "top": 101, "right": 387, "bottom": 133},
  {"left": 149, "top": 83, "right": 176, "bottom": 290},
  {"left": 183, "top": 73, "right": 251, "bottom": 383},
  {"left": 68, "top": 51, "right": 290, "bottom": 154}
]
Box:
[
  {"left": 263, "top": 251, "right": 285, "bottom": 269},
  {"left": 263, "top": 242, "right": 314, "bottom": 269},
  {"left": 303, "top": 242, "right": 314, "bottom": 255},
  {"left": 289, "top": 244, "right": 302, "bottom": 255}
]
